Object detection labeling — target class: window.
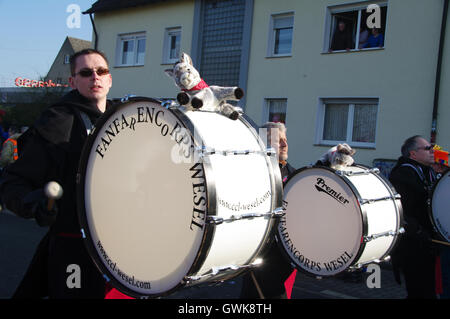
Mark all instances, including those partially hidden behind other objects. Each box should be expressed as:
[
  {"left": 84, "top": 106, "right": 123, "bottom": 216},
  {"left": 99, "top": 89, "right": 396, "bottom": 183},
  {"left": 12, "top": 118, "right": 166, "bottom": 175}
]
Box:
[
  {"left": 264, "top": 98, "right": 287, "bottom": 124},
  {"left": 64, "top": 54, "right": 70, "bottom": 64},
  {"left": 326, "top": 2, "right": 387, "bottom": 52},
  {"left": 317, "top": 98, "right": 378, "bottom": 147},
  {"left": 163, "top": 27, "right": 181, "bottom": 64},
  {"left": 116, "top": 33, "right": 146, "bottom": 67},
  {"left": 268, "top": 13, "right": 294, "bottom": 57}
]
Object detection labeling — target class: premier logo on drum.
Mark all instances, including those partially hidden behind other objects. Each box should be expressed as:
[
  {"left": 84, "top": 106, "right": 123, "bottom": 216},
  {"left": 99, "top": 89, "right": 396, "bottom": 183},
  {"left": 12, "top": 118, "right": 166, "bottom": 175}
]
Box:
[{"left": 315, "top": 178, "right": 350, "bottom": 205}]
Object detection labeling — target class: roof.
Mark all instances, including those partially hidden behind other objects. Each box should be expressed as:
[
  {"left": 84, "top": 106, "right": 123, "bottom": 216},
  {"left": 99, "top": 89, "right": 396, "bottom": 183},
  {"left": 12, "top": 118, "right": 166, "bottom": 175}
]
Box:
[
  {"left": 67, "top": 37, "right": 92, "bottom": 52},
  {"left": 83, "top": 0, "right": 178, "bottom": 14}
]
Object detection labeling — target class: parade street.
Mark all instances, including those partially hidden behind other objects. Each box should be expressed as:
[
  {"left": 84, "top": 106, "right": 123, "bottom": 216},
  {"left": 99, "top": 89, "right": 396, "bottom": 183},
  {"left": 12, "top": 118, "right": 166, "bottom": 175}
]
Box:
[{"left": 0, "top": 210, "right": 406, "bottom": 300}]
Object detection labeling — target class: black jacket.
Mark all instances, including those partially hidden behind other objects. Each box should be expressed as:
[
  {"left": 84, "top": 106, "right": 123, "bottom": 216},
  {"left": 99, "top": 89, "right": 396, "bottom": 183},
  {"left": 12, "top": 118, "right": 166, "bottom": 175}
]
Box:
[
  {"left": 1, "top": 90, "right": 103, "bottom": 233},
  {"left": 389, "top": 156, "right": 437, "bottom": 237},
  {"left": 0, "top": 90, "right": 108, "bottom": 298}
]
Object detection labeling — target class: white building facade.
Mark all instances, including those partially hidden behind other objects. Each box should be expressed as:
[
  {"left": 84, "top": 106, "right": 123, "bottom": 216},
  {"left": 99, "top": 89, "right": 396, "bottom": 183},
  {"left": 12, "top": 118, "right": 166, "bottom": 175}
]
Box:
[{"left": 85, "top": 0, "right": 450, "bottom": 169}]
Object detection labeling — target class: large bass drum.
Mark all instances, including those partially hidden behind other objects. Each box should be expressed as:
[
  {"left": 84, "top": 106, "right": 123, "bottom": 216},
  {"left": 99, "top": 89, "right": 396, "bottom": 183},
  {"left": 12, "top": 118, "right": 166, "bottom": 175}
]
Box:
[
  {"left": 431, "top": 169, "right": 450, "bottom": 242},
  {"left": 276, "top": 165, "right": 403, "bottom": 277},
  {"left": 77, "top": 97, "right": 282, "bottom": 298}
]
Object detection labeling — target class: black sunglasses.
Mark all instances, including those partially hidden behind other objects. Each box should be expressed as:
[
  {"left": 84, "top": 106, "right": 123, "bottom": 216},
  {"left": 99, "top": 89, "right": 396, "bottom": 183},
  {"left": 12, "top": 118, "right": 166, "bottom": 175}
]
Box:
[
  {"left": 75, "top": 67, "right": 110, "bottom": 77},
  {"left": 416, "top": 145, "right": 434, "bottom": 151}
]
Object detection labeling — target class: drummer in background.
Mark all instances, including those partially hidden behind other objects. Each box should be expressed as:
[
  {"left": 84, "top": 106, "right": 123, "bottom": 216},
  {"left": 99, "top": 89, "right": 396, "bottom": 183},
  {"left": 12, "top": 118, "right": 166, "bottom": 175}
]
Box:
[
  {"left": 389, "top": 135, "right": 439, "bottom": 299},
  {"left": 240, "top": 121, "right": 297, "bottom": 299},
  {"left": 0, "top": 49, "right": 112, "bottom": 298}
]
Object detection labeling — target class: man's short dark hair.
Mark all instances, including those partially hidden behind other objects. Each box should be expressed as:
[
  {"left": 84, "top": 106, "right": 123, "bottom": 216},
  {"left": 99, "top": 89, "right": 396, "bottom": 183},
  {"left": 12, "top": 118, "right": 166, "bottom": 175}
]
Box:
[
  {"left": 70, "top": 49, "right": 109, "bottom": 76},
  {"left": 401, "top": 135, "right": 422, "bottom": 158}
]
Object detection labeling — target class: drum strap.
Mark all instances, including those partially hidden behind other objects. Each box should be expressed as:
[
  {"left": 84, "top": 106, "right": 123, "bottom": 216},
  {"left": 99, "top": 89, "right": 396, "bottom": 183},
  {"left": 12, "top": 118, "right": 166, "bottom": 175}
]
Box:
[
  {"left": 400, "top": 163, "right": 436, "bottom": 187},
  {"left": 79, "top": 111, "right": 94, "bottom": 136}
]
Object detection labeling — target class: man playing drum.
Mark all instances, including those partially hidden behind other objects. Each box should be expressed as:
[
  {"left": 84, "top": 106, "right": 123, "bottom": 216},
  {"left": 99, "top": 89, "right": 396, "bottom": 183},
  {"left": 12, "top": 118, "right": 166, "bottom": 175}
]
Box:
[
  {"left": 240, "top": 121, "right": 297, "bottom": 299},
  {"left": 0, "top": 49, "right": 113, "bottom": 298},
  {"left": 389, "top": 135, "right": 439, "bottom": 299}
]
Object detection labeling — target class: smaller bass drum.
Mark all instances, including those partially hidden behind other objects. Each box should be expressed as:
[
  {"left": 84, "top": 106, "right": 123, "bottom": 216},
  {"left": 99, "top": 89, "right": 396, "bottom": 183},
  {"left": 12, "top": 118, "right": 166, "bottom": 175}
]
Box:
[
  {"left": 431, "top": 169, "right": 450, "bottom": 242},
  {"left": 277, "top": 165, "right": 404, "bottom": 277}
]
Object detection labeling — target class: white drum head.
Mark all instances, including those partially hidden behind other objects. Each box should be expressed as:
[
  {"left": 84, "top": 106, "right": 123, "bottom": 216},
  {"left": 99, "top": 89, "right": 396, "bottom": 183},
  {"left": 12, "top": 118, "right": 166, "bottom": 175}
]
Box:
[
  {"left": 78, "top": 98, "right": 207, "bottom": 297},
  {"left": 278, "top": 167, "right": 364, "bottom": 276},
  {"left": 432, "top": 171, "right": 450, "bottom": 242}
]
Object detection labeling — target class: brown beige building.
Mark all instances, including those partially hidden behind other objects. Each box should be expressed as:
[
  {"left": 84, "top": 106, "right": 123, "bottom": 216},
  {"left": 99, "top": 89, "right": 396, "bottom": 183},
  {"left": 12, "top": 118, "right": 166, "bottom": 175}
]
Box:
[{"left": 45, "top": 36, "right": 92, "bottom": 86}]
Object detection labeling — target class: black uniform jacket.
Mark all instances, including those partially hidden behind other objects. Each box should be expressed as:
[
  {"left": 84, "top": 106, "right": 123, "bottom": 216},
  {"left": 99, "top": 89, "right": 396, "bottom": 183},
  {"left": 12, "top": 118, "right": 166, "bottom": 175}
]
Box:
[{"left": 0, "top": 90, "right": 108, "bottom": 298}]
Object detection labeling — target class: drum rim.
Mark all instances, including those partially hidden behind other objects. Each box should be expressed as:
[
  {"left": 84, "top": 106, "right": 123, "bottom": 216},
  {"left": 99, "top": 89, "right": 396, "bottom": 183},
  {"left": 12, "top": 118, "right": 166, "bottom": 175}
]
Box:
[
  {"left": 76, "top": 97, "right": 216, "bottom": 298},
  {"left": 365, "top": 165, "right": 404, "bottom": 262},
  {"left": 430, "top": 168, "right": 450, "bottom": 242},
  {"left": 275, "top": 164, "right": 369, "bottom": 277}
]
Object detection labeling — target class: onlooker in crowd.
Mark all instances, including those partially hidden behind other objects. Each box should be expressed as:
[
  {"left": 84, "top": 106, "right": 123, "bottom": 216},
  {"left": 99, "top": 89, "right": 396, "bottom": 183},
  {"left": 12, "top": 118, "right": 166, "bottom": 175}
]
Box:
[
  {"left": 358, "top": 24, "right": 369, "bottom": 49},
  {"left": 0, "top": 126, "right": 22, "bottom": 169},
  {"left": 330, "top": 20, "right": 354, "bottom": 52},
  {"left": 362, "top": 28, "right": 384, "bottom": 48}
]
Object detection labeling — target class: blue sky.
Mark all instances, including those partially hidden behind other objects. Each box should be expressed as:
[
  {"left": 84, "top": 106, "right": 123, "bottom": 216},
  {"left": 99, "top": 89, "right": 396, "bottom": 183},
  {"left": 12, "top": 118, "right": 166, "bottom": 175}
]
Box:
[{"left": 0, "top": 0, "right": 97, "bottom": 87}]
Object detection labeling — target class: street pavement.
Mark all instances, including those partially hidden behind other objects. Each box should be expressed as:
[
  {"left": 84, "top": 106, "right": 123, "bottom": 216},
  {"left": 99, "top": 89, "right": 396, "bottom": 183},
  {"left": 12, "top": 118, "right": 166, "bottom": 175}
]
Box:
[{"left": 0, "top": 210, "right": 407, "bottom": 300}]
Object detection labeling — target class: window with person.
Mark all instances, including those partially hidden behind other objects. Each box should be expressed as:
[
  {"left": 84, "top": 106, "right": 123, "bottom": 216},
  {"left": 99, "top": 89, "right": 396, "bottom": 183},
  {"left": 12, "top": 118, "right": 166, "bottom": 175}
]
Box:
[{"left": 327, "top": 3, "right": 387, "bottom": 52}]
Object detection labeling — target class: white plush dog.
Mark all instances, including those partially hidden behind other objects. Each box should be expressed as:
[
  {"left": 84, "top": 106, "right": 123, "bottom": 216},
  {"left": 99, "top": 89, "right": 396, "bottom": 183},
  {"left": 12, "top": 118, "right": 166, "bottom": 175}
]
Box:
[
  {"left": 317, "top": 143, "right": 356, "bottom": 169},
  {"left": 165, "top": 52, "right": 244, "bottom": 120}
]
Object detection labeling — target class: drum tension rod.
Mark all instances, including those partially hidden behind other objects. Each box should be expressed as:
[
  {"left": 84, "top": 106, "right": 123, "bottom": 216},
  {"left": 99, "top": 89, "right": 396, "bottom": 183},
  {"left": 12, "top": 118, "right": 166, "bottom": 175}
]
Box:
[
  {"left": 363, "top": 228, "right": 405, "bottom": 242},
  {"left": 358, "top": 194, "right": 401, "bottom": 205},
  {"left": 206, "top": 208, "right": 284, "bottom": 225},
  {"left": 195, "top": 146, "right": 277, "bottom": 157},
  {"left": 185, "top": 259, "right": 263, "bottom": 283},
  {"left": 336, "top": 168, "right": 380, "bottom": 176}
]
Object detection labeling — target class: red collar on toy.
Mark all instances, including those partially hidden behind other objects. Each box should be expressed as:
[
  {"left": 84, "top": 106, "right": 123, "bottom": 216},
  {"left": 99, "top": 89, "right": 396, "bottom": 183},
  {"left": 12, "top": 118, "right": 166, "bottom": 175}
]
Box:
[{"left": 182, "top": 79, "right": 209, "bottom": 92}]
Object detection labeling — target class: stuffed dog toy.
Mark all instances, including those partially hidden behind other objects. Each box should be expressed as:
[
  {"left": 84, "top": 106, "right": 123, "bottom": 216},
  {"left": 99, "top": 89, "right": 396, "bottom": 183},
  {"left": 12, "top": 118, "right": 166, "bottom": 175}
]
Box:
[
  {"left": 316, "top": 143, "right": 356, "bottom": 169},
  {"left": 165, "top": 52, "right": 244, "bottom": 120}
]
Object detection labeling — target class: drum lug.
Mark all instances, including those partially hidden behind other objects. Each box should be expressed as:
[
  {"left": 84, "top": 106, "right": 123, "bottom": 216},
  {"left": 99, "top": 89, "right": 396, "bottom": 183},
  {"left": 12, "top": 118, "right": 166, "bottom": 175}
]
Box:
[
  {"left": 161, "top": 99, "right": 177, "bottom": 109},
  {"left": 272, "top": 207, "right": 285, "bottom": 218},
  {"left": 120, "top": 94, "right": 136, "bottom": 102},
  {"left": 206, "top": 216, "right": 224, "bottom": 225},
  {"left": 266, "top": 147, "right": 277, "bottom": 156}
]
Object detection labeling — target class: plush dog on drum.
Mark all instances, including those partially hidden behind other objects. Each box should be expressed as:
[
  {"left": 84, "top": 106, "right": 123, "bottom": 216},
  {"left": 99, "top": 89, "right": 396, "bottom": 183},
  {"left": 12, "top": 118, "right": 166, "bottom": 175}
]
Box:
[
  {"left": 316, "top": 143, "right": 356, "bottom": 169},
  {"left": 165, "top": 52, "right": 244, "bottom": 120}
]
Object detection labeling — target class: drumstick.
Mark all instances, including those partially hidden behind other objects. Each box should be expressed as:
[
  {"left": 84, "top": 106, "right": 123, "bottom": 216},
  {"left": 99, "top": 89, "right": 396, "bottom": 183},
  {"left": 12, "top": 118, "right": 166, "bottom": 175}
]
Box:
[
  {"left": 250, "top": 271, "right": 265, "bottom": 299},
  {"left": 44, "top": 181, "right": 63, "bottom": 211},
  {"left": 431, "top": 239, "right": 450, "bottom": 247}
]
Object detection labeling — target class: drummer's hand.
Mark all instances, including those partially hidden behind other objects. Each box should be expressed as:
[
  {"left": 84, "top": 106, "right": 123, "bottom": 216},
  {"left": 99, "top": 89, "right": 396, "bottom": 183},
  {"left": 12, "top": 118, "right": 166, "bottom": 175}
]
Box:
[{"left": 22, "top": 189, "right": 58, "bottom": 227}]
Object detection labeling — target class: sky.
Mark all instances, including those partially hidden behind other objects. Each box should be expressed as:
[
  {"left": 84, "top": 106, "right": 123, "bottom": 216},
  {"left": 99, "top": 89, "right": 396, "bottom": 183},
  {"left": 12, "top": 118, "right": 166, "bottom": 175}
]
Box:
[{"left": 0, "top": 0, "right": 97, "bottom": 87}]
